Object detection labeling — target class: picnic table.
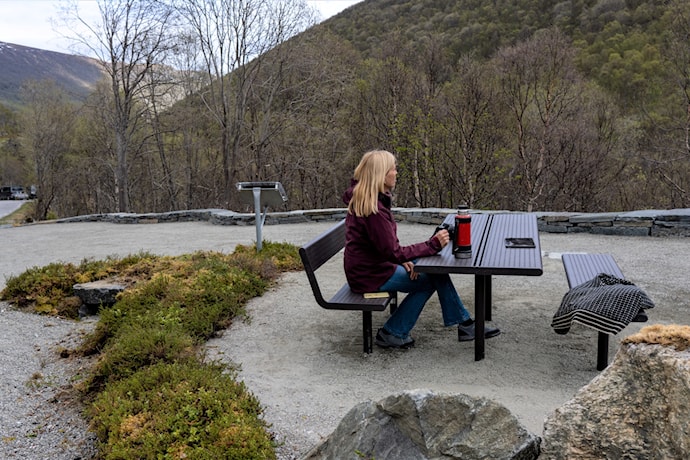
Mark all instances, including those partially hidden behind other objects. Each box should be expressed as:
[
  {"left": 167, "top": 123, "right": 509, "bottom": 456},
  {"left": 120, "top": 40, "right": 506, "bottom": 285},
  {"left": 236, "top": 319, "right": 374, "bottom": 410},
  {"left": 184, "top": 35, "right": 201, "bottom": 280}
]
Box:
[{"left": 415, "top": 213, "right": 543, "bottom": 361}]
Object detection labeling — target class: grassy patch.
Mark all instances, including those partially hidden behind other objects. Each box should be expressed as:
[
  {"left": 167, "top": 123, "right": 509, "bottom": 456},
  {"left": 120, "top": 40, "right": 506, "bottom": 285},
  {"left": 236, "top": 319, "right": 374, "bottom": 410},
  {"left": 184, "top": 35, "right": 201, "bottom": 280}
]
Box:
[
  {"left": 89, "top": 361, "right": 275, "bottom": 459},
  {"left": 0, "top": 242, "right": 302, "bottom": 459},
  {"left": 1, "top": 252, "right": 156, "bottom": 318},
  {"left": 0, "top": 201, "right": 37, "bottom": 225}
]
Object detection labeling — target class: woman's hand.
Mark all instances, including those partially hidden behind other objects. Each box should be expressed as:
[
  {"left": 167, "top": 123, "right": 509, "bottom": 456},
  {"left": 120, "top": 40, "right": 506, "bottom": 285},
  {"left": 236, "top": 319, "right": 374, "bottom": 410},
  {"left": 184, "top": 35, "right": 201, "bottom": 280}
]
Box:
[
  {"left": 434, "top": 229, "right": 450, "bottom": 248},
  {"left": 402, "top": 261, "right": 418, "bottom": 280}
]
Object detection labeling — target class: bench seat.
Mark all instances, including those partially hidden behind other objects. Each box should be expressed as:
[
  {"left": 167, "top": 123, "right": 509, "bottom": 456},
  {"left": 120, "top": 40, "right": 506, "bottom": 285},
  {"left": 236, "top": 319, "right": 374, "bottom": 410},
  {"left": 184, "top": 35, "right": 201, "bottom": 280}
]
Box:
[
  {"left": 561, "top": 253, "right": 647, "bottom": 370},
  {"left": 299, "top": 219, "right": 397, "bottom": 353}
]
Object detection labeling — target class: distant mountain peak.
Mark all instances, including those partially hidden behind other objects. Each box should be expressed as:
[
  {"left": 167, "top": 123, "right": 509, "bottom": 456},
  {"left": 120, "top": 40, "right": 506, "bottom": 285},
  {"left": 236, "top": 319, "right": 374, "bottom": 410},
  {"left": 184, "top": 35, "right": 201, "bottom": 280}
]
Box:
[{"left": 0, "top": 40, "right": 105, "bottom": 109}]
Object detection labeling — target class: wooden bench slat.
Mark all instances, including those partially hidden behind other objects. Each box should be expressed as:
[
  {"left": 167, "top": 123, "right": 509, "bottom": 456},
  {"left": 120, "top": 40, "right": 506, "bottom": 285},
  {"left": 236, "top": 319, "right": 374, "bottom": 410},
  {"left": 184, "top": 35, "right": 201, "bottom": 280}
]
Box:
[
  {"left": 562, "top": 253, "right": 624, "bottom": 288},
  {"left": 329, "top": 284, "right": 391, "bottom": 311}
]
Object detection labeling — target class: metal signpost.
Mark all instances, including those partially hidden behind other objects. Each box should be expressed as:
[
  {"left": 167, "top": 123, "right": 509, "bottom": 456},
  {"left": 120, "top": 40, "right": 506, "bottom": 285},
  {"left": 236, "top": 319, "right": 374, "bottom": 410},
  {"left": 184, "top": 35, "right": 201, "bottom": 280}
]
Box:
[{"left": 236, "top": 181, "right": 288, "bottom": 251}]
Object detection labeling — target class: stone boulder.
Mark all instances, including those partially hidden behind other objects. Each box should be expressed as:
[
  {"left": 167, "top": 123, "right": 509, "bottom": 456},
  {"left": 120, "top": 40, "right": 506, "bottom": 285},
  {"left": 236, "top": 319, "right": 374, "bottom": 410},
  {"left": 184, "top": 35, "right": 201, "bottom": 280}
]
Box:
[
  {"left": 73, "top": 280, "right": 125, "bottom": 316},
  {"left": 541, "top": 324, "right": 690, "bottom": 459},
  {"left": 300, "top": 389, "right": 540, "bottom": 460}
]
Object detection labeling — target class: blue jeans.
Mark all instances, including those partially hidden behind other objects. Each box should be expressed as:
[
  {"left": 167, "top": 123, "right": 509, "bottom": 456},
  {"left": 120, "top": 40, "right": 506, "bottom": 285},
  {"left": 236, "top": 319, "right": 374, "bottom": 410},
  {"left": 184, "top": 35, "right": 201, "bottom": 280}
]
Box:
[{"left": 378, "top": 264, "right": 471, "bottom": 339}]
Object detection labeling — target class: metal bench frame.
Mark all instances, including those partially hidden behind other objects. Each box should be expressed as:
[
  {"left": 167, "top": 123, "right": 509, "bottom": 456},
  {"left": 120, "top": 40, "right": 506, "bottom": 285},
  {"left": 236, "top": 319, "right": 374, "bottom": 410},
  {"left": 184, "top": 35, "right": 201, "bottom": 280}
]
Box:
[
  {"left": 299, "top": 219, "right": 397, "bottom": 353},
  {"left": 561, "top": 253, "right": 645, "bottom": 370}
]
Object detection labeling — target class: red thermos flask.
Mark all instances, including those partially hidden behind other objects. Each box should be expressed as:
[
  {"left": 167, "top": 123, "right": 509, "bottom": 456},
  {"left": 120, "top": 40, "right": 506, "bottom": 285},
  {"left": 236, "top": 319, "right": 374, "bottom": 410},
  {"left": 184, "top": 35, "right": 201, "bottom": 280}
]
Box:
[{"left": 453, "top": 205, "right": 471, "bottom": 259}]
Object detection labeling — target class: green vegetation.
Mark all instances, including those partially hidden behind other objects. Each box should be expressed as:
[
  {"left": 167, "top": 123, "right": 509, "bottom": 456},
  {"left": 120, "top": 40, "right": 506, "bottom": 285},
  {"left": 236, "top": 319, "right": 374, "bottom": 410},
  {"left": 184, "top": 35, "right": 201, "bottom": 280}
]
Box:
[
  {"left": 90, "top": 361, "right": 274, "bottom": 459},
  {"left": 0, "top": 241, "right": 302, "bottom": 459}
]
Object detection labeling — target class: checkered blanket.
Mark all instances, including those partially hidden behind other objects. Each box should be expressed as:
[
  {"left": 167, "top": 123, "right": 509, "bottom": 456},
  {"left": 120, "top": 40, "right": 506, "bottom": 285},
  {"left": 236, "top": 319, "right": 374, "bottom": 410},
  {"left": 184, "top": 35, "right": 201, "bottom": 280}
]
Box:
[{"left": 552, "top": 273, "right": 655, "bottom": 335}]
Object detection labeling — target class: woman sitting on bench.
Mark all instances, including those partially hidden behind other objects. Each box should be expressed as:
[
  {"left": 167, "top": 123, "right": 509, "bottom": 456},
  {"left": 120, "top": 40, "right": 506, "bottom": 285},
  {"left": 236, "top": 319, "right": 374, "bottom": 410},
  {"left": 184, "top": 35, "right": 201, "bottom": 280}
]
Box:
[{"left": 342, "top": 149, "right": 500, "bottom": 349}]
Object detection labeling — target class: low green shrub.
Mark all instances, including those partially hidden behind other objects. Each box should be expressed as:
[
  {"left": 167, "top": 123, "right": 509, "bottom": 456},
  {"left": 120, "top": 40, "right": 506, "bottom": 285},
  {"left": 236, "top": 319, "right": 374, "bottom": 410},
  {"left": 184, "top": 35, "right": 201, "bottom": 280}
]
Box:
[
  {"left": 2, "top": 262, "right": 84, "bottom": 316},
  {"left": 78, "top": 252, "right": 270, "bottom": 355},
  {"left": 89, "top": 361, "right": 276, "bottom": 460},
  {"left": 84, "top": 323, "right": 198, "bottom": 393},
  {"left": 233, "top": 241, "right": 304, "bottom": 272},
  {"left": 0, "top": 252, "right": 158, "bottom": 318}
]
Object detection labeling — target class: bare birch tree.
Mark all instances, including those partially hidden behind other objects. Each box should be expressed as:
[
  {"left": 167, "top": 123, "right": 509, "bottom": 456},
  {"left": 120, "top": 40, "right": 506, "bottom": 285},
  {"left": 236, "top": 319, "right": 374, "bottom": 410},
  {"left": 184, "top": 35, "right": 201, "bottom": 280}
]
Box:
[
  {"left": 174, "top": 0, "right": 314, "bottom": 207},
  {"left": 493, "top": 28, "right": 580, "bottom": 211},
  {"left": 61, "top": 0, "right": 177, "bottom": 212},
  {"left": 20, "top": 81, "right": 76, "bottom": 220},
  {"left": 436, "top": 55, "right": 505, "bottom": 209}
]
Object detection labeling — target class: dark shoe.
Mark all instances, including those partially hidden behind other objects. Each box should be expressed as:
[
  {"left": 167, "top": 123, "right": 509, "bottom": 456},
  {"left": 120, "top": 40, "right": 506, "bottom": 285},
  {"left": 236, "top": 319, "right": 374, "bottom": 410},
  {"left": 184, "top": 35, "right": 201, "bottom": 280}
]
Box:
[
  {"left": 458, "top": 320, "right": 501, "bottom": 342},
  {"left": 375, "top": 328, "right": 415, "bottom": 349}
]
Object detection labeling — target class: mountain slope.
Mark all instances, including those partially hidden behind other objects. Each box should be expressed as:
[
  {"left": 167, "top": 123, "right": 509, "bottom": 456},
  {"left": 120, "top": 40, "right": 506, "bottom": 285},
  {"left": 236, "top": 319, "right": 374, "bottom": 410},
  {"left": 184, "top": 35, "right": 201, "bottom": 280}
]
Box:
[{"left": 0, "top": 41, "right": 105, "bottom": 109}]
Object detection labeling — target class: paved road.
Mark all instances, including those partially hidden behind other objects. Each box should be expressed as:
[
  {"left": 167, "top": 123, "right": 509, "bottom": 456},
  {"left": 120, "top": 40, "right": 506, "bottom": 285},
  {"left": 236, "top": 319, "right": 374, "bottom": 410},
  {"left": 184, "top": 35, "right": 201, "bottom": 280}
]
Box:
[{"left": 0, "top": 200, "right": 26, "bottom": 219}]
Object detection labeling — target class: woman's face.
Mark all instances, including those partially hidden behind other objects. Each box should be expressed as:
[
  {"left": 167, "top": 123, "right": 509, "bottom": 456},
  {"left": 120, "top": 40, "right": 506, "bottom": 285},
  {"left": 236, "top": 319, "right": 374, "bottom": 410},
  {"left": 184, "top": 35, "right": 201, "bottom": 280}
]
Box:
[{"left": 384, "top": 164, "right": 397, "bottom": 191}]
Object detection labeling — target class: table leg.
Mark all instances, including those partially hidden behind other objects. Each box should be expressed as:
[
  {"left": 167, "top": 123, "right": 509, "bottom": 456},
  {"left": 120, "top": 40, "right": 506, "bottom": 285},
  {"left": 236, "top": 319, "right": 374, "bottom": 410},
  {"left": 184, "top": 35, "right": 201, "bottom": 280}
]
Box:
[
  {"left": 474, "top": 275, "right": 488, "bottom": 361},
  {"left": 597, "top": 332, "right": 609, "bottom": 371},
  {"left": 485, "top": 275, "right": 492, "bottom": 322}
]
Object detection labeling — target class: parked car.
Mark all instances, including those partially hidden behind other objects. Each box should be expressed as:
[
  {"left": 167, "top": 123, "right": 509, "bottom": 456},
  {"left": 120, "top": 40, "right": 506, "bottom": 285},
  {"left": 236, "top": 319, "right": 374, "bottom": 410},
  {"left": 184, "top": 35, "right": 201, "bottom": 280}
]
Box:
[
  {"left": 11, "top": 187, "right": 29, "bottom": 200},
  {"left": 0, "top": 186, "right": 29, "bottom": 200}
]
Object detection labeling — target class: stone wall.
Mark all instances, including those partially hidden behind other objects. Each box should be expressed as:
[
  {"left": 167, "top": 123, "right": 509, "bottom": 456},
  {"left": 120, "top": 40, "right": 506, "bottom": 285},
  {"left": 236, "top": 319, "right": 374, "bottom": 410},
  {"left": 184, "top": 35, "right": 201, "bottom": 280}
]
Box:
[
  {"left": 537, "top": 209, "right": 690, "bottom": 237},
  {"left": 54, "top": 207, "right": 690, "bottom": 237}
]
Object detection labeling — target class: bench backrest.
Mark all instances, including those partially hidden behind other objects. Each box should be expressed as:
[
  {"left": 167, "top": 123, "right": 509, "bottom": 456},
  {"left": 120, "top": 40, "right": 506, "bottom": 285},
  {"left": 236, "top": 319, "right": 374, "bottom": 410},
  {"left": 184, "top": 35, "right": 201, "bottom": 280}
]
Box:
[{"left": 299, "top": 219, "right": 347, "bottom": 307}]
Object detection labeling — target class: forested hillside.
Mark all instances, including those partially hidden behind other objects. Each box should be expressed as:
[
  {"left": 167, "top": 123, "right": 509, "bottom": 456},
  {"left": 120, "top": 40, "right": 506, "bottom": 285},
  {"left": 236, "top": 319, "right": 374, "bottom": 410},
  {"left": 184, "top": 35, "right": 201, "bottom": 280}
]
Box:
[
  {"left": 1, "top": 0, "right": 688, "bottom": 220},
  {"left": 324, "top": 0, "right": 671, "bottom": 108}
]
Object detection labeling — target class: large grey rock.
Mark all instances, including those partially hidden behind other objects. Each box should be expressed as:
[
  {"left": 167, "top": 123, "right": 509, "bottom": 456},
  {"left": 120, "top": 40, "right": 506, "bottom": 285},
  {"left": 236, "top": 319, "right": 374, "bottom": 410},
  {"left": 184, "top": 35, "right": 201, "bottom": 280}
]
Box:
[
  {"left": 301, "top": 389, "right": 540, "bottom": 460},
  {"left": 73, "top": 280, "right": 125, "bottom": 316},
  {"left": 541, "top": 325, "right": 690, "bottom": 459}
]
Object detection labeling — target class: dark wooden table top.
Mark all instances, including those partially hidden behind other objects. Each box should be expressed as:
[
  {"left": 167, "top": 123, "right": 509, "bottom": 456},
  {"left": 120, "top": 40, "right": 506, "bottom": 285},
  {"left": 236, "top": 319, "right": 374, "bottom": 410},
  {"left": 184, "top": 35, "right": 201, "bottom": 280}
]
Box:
[{"left": 415, "top": 213, "right": 543, "bottom": 276}]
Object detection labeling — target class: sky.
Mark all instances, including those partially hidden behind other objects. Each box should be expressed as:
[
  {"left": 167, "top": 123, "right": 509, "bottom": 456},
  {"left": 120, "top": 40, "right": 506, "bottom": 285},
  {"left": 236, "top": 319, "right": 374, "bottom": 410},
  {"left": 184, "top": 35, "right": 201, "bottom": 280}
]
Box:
[{"left": 0, "top": 0, "right": 363, "bottom": 54}]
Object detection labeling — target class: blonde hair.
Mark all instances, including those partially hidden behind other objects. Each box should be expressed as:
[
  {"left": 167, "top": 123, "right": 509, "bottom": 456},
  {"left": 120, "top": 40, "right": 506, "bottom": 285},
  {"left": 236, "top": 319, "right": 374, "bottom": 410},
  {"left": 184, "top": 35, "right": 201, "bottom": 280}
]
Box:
[{"left": 348, "top": 150, "right": 396, "bottom": 217}]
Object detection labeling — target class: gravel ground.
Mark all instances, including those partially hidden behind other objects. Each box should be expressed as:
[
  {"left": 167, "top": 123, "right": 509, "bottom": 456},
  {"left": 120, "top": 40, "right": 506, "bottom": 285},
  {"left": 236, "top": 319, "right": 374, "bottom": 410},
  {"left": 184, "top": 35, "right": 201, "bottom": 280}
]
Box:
[
  {"left": 0, "top": 306, "right": 98, "bottom": 459},
  {"left": 1, "top": 220, "right": 689, "bottom": 459}
]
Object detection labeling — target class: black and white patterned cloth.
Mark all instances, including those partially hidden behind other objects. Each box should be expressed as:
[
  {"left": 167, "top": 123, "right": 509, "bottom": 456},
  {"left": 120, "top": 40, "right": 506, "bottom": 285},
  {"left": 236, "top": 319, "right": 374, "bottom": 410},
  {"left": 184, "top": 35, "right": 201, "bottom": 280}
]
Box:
[{"left": 552, "top": 273, "right": 655, "bottom": 335}]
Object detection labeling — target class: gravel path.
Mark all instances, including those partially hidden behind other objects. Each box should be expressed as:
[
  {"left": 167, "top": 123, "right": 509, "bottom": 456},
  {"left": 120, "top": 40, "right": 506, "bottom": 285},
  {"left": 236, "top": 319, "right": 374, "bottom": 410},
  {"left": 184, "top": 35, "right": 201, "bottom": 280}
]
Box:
[
  {"left": 0, "top": 306, "right": 98, "bottom": 459},
  {"left": 1, "top": 220, "right": 689, "bottom": 459}
]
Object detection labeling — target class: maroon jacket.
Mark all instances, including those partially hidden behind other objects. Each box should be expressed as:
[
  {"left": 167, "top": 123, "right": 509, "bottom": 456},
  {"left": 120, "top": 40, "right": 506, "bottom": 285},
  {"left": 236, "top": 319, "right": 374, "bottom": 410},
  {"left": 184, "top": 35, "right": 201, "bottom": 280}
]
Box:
[{"left": 342, "top": 180, "right": 442, "bottom": 293}]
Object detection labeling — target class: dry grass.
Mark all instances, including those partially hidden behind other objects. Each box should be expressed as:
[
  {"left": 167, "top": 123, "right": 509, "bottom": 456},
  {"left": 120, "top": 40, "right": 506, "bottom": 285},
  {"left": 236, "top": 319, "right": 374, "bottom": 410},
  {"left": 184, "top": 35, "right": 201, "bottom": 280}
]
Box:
[
  {"left": 0, "top": 201, "right": 35, "bottom": 225},
  {"left": 623, "top": 324, "right": 690, "bottom": 351}
]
